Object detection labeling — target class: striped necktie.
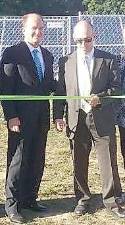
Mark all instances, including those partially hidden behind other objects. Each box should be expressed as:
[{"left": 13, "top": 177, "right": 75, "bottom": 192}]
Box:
[{"left": 32, "top": 49, "right": 43, "bottom": 81}]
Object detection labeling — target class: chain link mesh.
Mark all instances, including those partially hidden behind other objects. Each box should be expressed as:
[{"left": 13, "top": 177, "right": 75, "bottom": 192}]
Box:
[
  {"left": 0, "top": 15, "right": 125, "bottom": 72},
  {"left": 71, "top": 15, "right": 125, "bottom": 55},
  {"left": 0, "top": 15, "right": 125, "bottom": 120}
]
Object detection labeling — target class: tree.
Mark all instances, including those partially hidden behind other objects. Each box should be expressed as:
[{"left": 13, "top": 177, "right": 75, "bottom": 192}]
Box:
[
  {"left": 83, "top": 0, "right": 125, "bottom": 14},
  {"left": 0, "top": 0, "right": 125, "bottom": 16}
]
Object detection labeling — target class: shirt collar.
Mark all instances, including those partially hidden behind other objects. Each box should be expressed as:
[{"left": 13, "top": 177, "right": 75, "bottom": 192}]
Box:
[
  {"left": 25, "top": 41, "right": 41, "bottom": 53},
  {"left": 77, "top": 47, "right": 94, "bottom": 61},
  {"left": 84, "top": 48, "right": 94, "bottom": 59}
]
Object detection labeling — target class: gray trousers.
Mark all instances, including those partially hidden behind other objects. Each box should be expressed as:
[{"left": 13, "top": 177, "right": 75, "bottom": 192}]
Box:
[{"left": 70, "top": 110, "right": 122, "bottom": 209}]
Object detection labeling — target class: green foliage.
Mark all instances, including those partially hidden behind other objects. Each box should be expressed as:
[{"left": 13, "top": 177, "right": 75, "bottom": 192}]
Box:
[
  {"left": 83, "top": 0, "right": 125, "bottom": 14},
  {"left": 0, "top": 0, "right": 125, "bottom": 16}
]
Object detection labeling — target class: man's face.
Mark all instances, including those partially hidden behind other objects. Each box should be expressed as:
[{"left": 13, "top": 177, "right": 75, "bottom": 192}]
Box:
[
  {"left": 24, "top": 15, "right": 44, "bottom": 47},
  {"left": 74, "top": 22, "right": 94, "bottom": 54}
]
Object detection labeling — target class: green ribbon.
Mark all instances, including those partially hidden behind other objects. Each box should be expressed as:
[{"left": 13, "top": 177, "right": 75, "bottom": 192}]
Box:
[{"left": 0, "top": 95, "right": 125, "bottom": 100}]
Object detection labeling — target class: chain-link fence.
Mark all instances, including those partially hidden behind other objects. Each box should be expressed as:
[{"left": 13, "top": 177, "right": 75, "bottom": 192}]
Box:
[
  {"left": 71, "top": 15, "right": 125, "bottom": 54},
  {"left": 0, "top": 14, "right": 125, "bottom": 120},
  {"left": 0, "top": 14, "right": 125, "bottom": 73},
  {"left": 0, "top": 16, "right": 71, "bottom": 73}
]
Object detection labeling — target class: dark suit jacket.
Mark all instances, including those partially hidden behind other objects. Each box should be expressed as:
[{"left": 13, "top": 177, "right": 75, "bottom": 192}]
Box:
[
  {"left": 54, "top": 48, "right": 121, "bottom": 138},
  {"left": 1, "top": 41, "right": 55, "bottom": 129}
]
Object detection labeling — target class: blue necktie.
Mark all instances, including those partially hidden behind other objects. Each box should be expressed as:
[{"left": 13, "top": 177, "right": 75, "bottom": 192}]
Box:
[{"left": 32, "top": 49, "right": 43, "bottom": 81}]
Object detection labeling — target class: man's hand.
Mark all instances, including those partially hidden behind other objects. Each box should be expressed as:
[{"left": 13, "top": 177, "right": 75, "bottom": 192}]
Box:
[
  {"left": 89, "top": 95, "right": 101, "bottom": 108},
  {"left": 8, "top": 117, "right": 21, "bottom": 132},
  {"left": 55, "top": 119, "right": 65, "bottom": 132}
]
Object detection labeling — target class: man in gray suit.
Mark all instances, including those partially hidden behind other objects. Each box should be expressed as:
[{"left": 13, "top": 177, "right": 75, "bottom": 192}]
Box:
[{"left": 54, "top": 20, "right": 125, "bottom": 218}]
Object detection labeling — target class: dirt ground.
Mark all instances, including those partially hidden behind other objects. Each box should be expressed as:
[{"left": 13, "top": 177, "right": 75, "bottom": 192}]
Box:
[{"left": 0, "top": 121, "right": 125, "bottom": 225}]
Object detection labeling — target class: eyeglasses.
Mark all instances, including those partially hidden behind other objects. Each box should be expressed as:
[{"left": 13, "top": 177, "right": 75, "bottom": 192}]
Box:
[{"left": 76, "top": 37, "right": 93, "bottom": 44}]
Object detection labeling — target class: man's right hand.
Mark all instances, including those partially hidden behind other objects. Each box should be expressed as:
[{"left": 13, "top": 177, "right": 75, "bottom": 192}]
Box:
[
  {"left": 8, "top": 117, "right": 21, "bottom": 132},
  {"left": 55, "top": 119, "right": 65, "bottom": 132}
]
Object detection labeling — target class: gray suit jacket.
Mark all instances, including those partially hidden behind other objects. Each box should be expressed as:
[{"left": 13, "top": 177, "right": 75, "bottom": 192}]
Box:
[{"left": 54, "top": 48, "right": 121, "bottom": 138}]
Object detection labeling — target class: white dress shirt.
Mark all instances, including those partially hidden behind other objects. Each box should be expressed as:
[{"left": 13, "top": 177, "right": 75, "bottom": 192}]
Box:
[
  {"left": 84, "top": 48, "right": 94, "bottom": 77},
  {"left": 77, "top": 47, "right": 94, "bottom": 113}
]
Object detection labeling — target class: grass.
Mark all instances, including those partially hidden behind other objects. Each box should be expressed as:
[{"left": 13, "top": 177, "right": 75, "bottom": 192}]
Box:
[{"left": 0, "top": 114, "right": 125, "bottom": 224}]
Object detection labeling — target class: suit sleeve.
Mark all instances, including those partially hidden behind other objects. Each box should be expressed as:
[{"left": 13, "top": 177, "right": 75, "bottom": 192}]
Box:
[
  {"left": 46, "top": 52, "right": 56, "bottom": 93},
  {"left": 49, "top": 54, "right": 55, "bottom": 92},
  {"left": 53, "top": 57, "right": 67, "bottom": 120},
  {"left": 97, "top": 57, "right": 121, "bottom": 106},
  {"left": 1, "top": 48, "right": 18, "bottom": 120}
]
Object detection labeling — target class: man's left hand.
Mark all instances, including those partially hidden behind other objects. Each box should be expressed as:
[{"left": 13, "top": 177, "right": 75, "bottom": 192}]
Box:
[{"left": 89, "top": 95, "right": 101, "bottom": 108}]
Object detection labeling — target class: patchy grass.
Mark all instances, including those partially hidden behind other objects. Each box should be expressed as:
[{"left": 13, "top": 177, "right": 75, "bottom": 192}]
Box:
[{"left": 0, "top": 115, "right": 125, "bottom": 224}]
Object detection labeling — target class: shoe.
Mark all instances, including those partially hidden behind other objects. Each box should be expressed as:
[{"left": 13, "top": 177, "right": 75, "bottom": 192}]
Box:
[
  {"left": 110, "top": 207, "right": 125, "bottom": 218},
  {"left": 116, "top": 194, "right": 125, "bottom": 208},
  {"left": 8, "top": 212, "right": 25, "bottom": 224},
  {"left": 74, "top": 202, "right": 88, "bottom": 216},
  {"left": 22, "top": 201, "right": 47, "bottom": 212}
]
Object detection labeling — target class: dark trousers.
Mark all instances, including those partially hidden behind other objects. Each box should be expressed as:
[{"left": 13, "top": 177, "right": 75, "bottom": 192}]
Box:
[
  {"left": 70, "top": 110, "right": 122, "bottom": 209},
  {"left": 5, "top": 118, "right": 48, "bottom": 215},
  {"left": 118, "top": 126, "right": 125, "bottom": 168}
]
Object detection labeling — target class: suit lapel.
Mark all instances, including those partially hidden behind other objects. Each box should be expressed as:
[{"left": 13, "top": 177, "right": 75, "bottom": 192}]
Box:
[
  {"left": 92, "top": 57, "right": 103, "bottom": 79},
  {"left": 19, "top": 42, "right": 34, "bottom": 67},
  {"left": 19, "top": 42, "right": 40, "bottom": 84},
  {"left": 65, "top": 51, "right": 81, "bottom": 109},
  {"left": 92, "top": 49, "right": 103, "bottom": 81},
  {"left": 65, "top": 51, "right": 79, "bottom": 96},
  {"left": 40, "top": 47, "right": 47, "bottom": 75}
]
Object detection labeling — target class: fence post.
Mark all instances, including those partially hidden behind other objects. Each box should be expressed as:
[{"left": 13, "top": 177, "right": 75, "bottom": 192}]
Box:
[
  {"left": 0, "top": 16, "right": 6, "bottom": 59},
  {"left": 67, "top": 16, "right": 71, "bottom": 54},
  {"left": 78, "top": 11, "right": 82, "bottom": 21}
]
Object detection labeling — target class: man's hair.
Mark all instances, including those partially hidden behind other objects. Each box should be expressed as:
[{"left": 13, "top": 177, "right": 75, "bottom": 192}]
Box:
[
  {"left": 73, "top": 19, "right": 94, "bottom": 42},
  {"left": 22, "top": 13, "right": 43, "bottom": 27},
  {"left": 73, "top": 19, "right": 93, "bottom": 32}
]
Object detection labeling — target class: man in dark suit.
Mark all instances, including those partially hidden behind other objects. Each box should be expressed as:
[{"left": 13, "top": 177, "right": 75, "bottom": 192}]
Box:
[
  {"left": 1, "top": 13, "right": 55, "bottom": 223},
  {"left": 116, "top": 52, "right": 125, "bottom": 169},
  {"left": 54, "top": 20, "right": 125, "bottom": 218},
  {"left": 115, "top": 26, "right": 125, "bottom": 170}
]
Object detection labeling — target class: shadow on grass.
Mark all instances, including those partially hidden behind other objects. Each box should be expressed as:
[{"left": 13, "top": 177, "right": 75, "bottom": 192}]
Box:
[
  {"left": 0, "top": 197, "right": 76, "bottom": 220},
  {"left": 22, "top": 196, "right": 76, "bottom": 222},
  {"left": 0, "top": 194, "right": 105, "bottom": 222},
  {"left": 21, "top": 194, "right": 105, "bottom": 223}
]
